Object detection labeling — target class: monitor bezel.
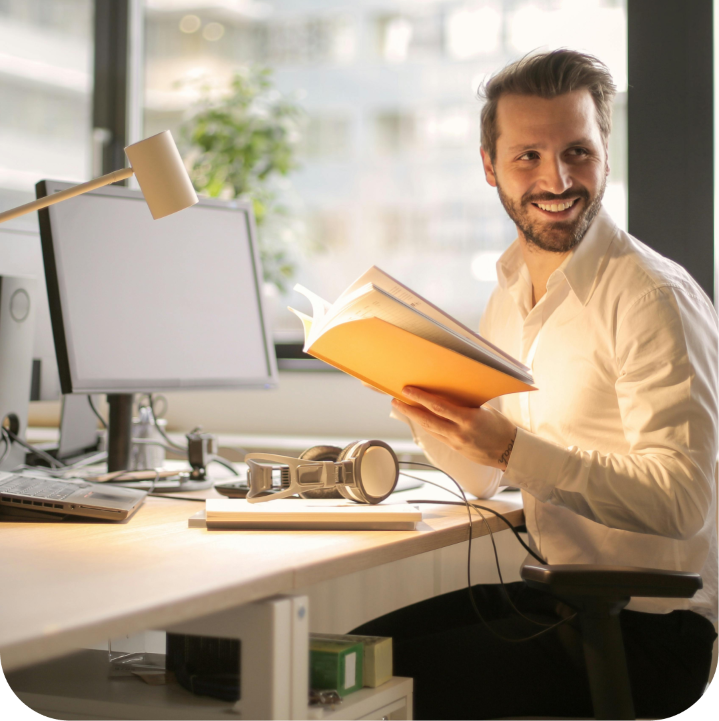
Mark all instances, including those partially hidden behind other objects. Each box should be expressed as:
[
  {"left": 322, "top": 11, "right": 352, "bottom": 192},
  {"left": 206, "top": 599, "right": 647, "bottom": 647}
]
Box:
[{"left": 37, "top": 180, "right": 278, "bottom": 395}]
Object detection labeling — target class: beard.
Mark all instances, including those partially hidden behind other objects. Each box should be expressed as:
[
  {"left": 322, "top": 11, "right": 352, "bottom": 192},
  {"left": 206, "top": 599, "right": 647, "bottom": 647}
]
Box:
[{"left": 496, "top": 175, "right": 606, "bottom": 253}]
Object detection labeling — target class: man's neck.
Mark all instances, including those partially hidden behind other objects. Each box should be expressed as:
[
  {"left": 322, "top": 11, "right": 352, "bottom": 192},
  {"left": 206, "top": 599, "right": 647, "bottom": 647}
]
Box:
[{"left": 518, "top": 235, "right": 572, "bottom": 307}]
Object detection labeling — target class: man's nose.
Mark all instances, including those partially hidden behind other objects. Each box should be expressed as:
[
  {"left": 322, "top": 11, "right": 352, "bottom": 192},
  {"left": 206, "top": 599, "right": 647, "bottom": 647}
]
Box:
[{"left": 539, "top": 157, "right": 572, "bottom": 195}]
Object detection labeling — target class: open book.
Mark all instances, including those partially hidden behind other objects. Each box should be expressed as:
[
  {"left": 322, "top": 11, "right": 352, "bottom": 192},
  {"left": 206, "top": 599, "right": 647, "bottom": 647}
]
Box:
[{"left": 289, "top": 266, "right": 536, "bottom": 408}]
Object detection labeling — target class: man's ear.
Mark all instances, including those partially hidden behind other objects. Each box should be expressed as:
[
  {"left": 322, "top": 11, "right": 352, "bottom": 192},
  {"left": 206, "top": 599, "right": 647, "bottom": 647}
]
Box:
[{"left": 480, "top": 147, "right": 497, "bottom": 187}]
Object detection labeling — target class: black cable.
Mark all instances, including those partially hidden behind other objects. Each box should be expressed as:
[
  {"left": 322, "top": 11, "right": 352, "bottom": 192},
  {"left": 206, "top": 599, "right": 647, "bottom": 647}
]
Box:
[
  {"left": 399, "top": 461, "right": 576, "bottom": 643},
  {"left": 0, "top": 430, "right": 10, "bottom": 465},
  {"left": 147, "top": 469, "right": 160, "bottom": 494},
  {"left": 401, "top": 471, "right": 555, "bottom": 629},
  {"left": 209, "top": 455, "right": 240, "bottom": 476},
  {"left": 87, "top": 395, "right": 107, "bottom": 429},
  {"left": 411, "top": 499, "right": 545, "bottom": 565},
  {"left": 404, "top": 488, "right": 555, "bottom": 629},
  {"left": 147, "top": 493, "right": 206, "bottom": 502},
  {"left": 400, "top": 460, "right": 544, "bottom": 563},
  {"left": 132, "top": 438, "right": 187, "bottom": 457},
  {"left": 145, "top": 394, "right": 187, "bottom": 451},
  {"left": 2, "top": 427, "right": 66, "bottom": 469},
  {"left": 142, "top": 394, "right": 245, "bottom": 473}
]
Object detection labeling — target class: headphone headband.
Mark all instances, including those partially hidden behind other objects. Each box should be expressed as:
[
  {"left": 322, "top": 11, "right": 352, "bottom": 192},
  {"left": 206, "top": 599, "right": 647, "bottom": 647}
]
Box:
[{"left": 245, "top": 440, "right": 398, "bottom": 504}]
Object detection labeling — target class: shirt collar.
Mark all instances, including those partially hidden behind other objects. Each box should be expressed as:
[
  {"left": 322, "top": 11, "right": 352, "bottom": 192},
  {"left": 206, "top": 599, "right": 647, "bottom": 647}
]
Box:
[
  {"left": 496, "top": 206, "right": 618, "bottom": 306},
  {"left": 560, "top": 206, "right": 618, "bottom": 305}
]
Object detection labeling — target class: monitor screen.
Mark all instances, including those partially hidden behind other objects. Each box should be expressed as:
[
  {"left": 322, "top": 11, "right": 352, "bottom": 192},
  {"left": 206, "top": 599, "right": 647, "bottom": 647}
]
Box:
[{"left": 38, "top": 182, "right": 277, "bottom": 394}]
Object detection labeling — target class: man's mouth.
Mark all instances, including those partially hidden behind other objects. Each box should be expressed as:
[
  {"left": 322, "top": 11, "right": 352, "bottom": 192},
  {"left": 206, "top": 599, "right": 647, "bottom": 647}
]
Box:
[{"left": 530, "top": 197, "right": 581, "bottom": 215}]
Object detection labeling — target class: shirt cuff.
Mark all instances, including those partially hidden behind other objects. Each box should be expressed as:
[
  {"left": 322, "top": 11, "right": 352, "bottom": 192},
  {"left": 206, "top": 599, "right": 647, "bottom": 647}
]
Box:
[{"left": 503, "top": 427, "right": 569, "bottom": 501}]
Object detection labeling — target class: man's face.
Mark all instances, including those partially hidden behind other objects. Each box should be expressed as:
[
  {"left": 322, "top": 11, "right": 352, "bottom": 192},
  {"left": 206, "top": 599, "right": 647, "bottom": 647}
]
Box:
[{"left": 481, "top": 89, "right": 609, "bottom": 253}]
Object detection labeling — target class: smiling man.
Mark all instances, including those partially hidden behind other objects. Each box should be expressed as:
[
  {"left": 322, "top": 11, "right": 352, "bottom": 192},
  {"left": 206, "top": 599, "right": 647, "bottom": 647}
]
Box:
[{"left": 353, "top": 50, "right": 718, "bottom": 719}]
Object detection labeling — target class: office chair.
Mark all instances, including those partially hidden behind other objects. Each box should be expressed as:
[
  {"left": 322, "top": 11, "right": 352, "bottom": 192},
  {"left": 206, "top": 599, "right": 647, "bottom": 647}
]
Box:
[{"left": 521, "top": 563, "right": 703, "bottom": 720}]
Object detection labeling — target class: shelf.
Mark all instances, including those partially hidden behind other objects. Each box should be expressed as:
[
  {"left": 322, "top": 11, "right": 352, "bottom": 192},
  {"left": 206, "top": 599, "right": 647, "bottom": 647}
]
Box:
[
  {"left": 307, "top": 677, "right": 412, "bottom": 720},
  {"left": 7, "top": 649, "right": 412, "bottom": 720}
]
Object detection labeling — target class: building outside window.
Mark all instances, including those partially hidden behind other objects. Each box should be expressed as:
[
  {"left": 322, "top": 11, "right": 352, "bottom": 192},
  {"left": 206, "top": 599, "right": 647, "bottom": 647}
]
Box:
[
  {"left": 0, "top": 0, "right": 94, "bottom": 226},
  {"left": 0, "top": 0, "right": 627, "bottom": 343}
]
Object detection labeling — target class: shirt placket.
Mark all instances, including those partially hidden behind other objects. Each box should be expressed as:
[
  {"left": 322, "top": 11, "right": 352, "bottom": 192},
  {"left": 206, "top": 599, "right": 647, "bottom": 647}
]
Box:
[{"left": 519, "top": 309, "right": 543, "bottom": 430}]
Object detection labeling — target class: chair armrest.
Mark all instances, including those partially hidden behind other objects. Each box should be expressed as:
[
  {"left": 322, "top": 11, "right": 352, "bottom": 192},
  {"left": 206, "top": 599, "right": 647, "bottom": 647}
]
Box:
[{"left": 521, "top": 563, "right": 702, "bottom": 600}]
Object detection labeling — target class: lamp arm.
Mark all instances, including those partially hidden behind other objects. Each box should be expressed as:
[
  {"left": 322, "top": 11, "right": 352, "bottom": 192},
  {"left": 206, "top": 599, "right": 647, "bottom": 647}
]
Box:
[{"left": 0, "top": 167, "right": 135, "bottom": 225}]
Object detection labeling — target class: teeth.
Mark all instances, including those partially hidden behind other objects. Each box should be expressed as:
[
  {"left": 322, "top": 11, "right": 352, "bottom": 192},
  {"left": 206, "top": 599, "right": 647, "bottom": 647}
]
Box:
[{"left": 537, "top": 199, "right": 575, "bottom": 212}]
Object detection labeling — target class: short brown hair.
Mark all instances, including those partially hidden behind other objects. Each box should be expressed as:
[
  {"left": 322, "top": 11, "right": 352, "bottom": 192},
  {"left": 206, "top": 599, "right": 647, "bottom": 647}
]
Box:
[{"left": 479, "top": 49, "right": 616, "bottom": 162}]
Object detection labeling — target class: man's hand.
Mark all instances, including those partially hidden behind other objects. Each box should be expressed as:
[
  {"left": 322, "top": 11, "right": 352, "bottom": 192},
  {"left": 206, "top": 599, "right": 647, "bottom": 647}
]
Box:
[{"left": 392, "top": 386, "right": 518, "bottom": 470}]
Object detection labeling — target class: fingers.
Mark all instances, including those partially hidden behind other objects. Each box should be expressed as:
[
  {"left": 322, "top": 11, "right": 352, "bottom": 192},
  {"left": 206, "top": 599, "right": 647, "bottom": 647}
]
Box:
[
  {"left": 392, "top": 398, "right": 455, "bottom": 438},
  {"left": 400, "top": 386, "right": 468, "bottom": 423}
]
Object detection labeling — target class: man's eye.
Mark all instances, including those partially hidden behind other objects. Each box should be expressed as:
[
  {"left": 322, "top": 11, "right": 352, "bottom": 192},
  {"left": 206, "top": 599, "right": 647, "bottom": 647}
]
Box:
[
  {"left": 567, "top": 147, "right": 589, "bottom": 156},
  {"left": 518, "top": 151, "right": 539, "bottom": 161}
]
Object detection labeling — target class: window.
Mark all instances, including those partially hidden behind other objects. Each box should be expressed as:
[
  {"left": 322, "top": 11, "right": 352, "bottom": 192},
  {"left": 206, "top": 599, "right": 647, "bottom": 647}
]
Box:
[
  {"left": 140, "top": 0, "right": 627, "bottom": 340},
  {"left": 0, "top": 0, "right": 94, "bottom": 222}
]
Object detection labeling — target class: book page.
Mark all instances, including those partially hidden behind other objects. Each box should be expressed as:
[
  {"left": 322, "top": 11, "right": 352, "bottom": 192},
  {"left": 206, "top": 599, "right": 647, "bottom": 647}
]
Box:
[
  {"left": 293, "top": 285, "right": 333, "bottom": 328},
  {"left": 287, "top": 307, "right": 314, "bottom": 349},
  {"left": 338, "top": 266, "right": 528, "bottom": 372},
  {"left": 322, "top": 285, "right": 533, "bottom": 384},
  {"left": 295, "top": 282, "right": 375, "bottom": 346}
]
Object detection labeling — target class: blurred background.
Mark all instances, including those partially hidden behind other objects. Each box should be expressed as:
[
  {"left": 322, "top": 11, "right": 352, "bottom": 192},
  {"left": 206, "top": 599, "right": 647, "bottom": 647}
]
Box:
[
  {"left": 0, "top": 0, "right": 713, "bottom": 439},
  {"left": 0, "top": 0, "right": 628, "bottom": 338}
]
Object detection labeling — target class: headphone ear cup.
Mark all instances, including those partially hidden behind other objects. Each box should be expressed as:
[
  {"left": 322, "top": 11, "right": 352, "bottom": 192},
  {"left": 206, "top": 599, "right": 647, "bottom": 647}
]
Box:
[
  {"left": 336, "top": 442, "right": 358, "bottom": 462},
  {"left": 337, "top": 442, "right": 367, "bottom": 503},
  {"left": 297, "top": 445, "right": 344, "bottom": 499},
  {"left": 298, "top": 445, "right": 342, "bottom": 462},
  {"left": 346, "top": 440, "right": 398, "bottom": 504}
]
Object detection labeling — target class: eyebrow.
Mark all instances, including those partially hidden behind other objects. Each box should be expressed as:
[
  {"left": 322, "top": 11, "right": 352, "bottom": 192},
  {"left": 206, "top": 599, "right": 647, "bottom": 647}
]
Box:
[{"left": 507, "top": 137, "right": 596, "bottom": 153}]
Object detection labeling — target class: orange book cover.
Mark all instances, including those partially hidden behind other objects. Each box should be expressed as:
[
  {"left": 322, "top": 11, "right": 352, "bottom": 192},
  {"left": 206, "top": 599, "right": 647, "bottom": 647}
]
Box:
[
  {"left": 308, "top": 317, "right": 535, "bottom": 408},
  {"left": 289, "top": 267, "right": 536, "bottom": 408}
]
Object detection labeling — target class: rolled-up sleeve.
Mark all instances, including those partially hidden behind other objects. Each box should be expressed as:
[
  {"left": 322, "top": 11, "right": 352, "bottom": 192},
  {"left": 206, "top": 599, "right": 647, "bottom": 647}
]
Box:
[{"left": 504, "top": 285, "right": 718, "bottom": 540}]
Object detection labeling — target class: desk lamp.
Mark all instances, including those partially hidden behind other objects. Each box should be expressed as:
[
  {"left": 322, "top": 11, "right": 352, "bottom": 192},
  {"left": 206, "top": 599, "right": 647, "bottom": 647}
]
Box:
[
  {"left": 0, "top": 130, "right": 198, "bottom": 225},
  {"left": 0, "top": 130, "right": 198, "bottom": 472}
]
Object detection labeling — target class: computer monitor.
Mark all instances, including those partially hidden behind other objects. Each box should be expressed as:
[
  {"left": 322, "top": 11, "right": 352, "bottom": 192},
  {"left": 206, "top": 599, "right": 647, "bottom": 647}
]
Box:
[
  {"left": 37, "top": 181, "right": 278, "bottom": 471},
  {"left": 0, "top": 223, "right": 61, "bottom": 401}
]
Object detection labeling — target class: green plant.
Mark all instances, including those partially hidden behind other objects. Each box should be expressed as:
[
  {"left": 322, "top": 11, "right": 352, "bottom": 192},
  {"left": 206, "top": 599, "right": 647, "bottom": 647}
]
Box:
[{"left": 179, "top": 67, "right": 304, "bottom": 293}]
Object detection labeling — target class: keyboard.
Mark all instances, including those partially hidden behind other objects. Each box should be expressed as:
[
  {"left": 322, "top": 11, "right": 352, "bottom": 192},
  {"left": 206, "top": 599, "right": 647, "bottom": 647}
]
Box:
[{"left": 0, "top": 475, "right": 91, "bottom": 502}]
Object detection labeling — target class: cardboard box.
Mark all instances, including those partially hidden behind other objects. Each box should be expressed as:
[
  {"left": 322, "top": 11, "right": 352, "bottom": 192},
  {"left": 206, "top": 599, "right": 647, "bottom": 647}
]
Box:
[
  {"left": 310, "top": 633, "right": 392, "bottom": 688},
  {"left": 309, "top": 638, "right": 364, "bottom": 697}
]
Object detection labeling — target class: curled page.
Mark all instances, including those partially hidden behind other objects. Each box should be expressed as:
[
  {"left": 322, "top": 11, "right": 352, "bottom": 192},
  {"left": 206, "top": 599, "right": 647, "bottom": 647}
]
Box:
[
  {"left": 293, "top": 284, "right": 332, "bottom": 326},
  {"left": 288, "top": 307, "right": 314, "bottom": 350}
]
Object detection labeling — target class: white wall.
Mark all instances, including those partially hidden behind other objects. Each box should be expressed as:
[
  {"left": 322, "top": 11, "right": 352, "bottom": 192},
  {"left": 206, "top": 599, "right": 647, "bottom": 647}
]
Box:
[
  {"left": 29, "top": 371, "right": 414, "bottom": 441},
  {"left": 160, "top": 372, "right": 412, "bottom": 439}
]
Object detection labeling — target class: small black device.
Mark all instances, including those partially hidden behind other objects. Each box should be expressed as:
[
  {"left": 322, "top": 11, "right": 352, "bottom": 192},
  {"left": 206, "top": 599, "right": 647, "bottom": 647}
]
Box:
[
  {"left": 186, "top": 430, "right": 217, "bottom": 481},
  {"left": 166, "top": 633, "right": 240, "bottom": 702},
  {"left": 214, "top": 479, "right": 250, "bottom": 498}
]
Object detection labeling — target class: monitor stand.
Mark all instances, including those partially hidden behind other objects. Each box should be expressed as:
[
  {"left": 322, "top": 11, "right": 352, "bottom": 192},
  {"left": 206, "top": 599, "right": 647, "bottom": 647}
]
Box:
[
  {"left": 105, "top": 393, "right": 214, "bottom": 491},
  {"left": 107, "top": 393, "right": 133, "bottom": 472}
]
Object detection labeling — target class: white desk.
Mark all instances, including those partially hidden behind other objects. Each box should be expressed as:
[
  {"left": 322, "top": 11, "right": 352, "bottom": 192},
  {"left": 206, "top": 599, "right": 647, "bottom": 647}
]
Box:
[{"left": 0, "top": 469, "right": 524, "bottom": 718}]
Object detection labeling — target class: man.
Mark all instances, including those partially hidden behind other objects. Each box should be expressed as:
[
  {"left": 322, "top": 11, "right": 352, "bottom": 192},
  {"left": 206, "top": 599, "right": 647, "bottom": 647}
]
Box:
[{"left": 354, "top": 50, "right": 718, "bottom": 719}]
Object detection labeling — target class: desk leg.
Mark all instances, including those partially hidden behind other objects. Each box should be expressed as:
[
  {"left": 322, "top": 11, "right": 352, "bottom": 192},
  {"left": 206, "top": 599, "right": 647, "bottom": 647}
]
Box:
[{"left": 165, "top": 595, "right": 309, "bottom": 720}]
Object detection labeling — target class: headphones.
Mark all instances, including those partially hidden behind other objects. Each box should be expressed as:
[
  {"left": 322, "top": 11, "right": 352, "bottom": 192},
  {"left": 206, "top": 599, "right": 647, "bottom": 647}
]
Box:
[{"left": 245, "top": 440, "right": 399, "bottom": 504}]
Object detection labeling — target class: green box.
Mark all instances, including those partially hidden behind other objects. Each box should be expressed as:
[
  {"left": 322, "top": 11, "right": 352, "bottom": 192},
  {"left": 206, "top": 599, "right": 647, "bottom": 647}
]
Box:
[
  {"left": 311, "top": 633, "right": 392, "bottom": 688},
  {"left": 309, "top": 638, "right": 364, "bottom": 697}
]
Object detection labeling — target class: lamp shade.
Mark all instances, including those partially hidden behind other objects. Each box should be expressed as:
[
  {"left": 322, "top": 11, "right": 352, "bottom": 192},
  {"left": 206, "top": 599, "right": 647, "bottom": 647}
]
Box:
[{"left": 124, "top": 131, "right": 198, "bottom": 220}]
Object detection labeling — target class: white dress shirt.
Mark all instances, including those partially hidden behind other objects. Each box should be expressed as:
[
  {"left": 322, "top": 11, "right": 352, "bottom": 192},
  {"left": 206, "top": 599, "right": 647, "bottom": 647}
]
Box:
[{"left": 397, "top": 207, "right": 718, "bottom": 620}]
